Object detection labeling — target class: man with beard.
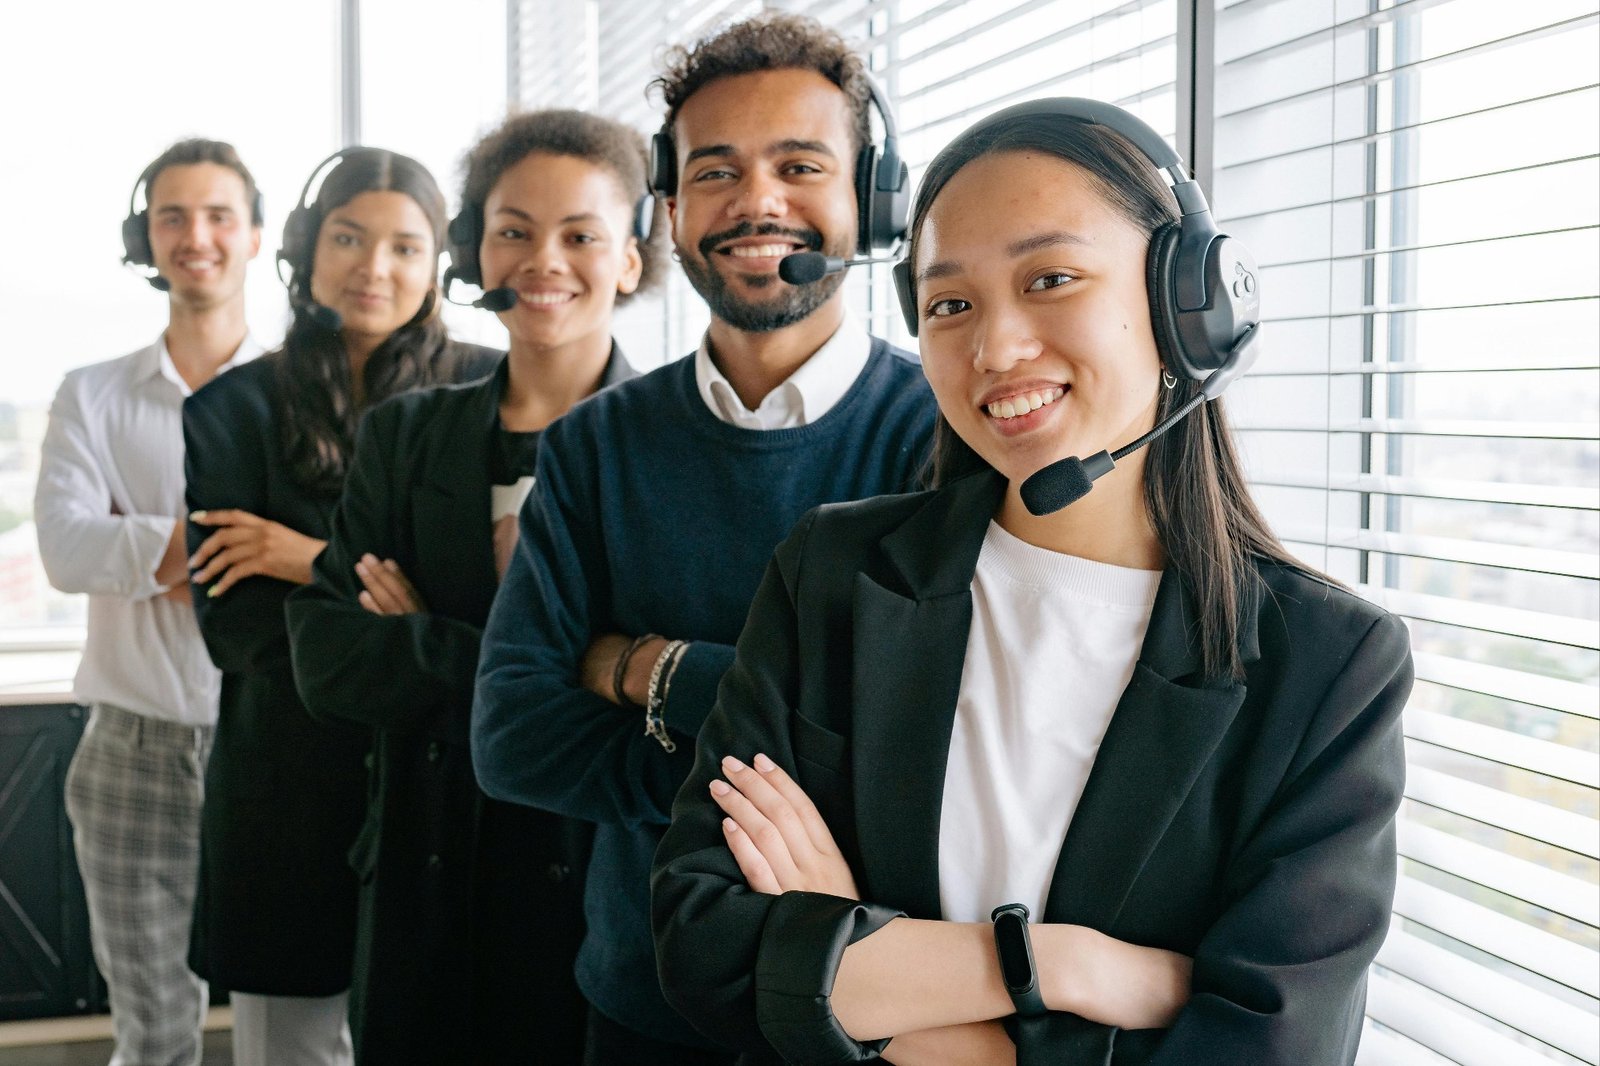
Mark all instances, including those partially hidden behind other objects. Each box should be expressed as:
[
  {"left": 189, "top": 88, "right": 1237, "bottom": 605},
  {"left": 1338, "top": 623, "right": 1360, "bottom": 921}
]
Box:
[{"left": 471, "top": 13, "right": 935, "bottom": 1064}]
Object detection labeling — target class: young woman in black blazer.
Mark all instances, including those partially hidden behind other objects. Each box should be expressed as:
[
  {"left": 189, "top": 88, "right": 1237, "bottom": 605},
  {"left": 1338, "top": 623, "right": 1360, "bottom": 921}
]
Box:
[
  {"left": 282, "top": 111, "right": 663, "bottom": 1064},
  {"left": 183, "top": 147, "right": 496, "bottom": 1064},
  {"left": 652, "top": 103, "right": 1412, "bottom": 1065}
]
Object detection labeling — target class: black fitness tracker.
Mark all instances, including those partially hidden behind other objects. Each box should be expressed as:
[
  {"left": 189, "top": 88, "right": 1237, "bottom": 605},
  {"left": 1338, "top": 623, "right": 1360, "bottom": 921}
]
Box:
[{"left": 991, "top": 902, "right": 1048, "bottom": 1017}]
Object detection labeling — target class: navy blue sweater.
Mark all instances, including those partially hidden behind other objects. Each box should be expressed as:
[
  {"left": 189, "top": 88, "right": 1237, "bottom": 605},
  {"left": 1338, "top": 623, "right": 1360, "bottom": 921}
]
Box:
[{"left": 472, "top": 339, "right": 936, "bottom": 1047}]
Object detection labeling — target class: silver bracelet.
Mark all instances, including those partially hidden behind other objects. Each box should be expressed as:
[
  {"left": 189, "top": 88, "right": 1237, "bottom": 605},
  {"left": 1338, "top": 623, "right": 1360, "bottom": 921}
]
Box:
[{"left": 645, "top": 639, "right": 688, "bottom": 753}]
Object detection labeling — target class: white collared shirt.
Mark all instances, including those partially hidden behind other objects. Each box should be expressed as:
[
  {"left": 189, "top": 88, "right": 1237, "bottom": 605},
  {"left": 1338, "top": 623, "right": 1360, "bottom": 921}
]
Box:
[
  {"left": 693, "top": 309, "right": 870, "bottom": 429},
  {"left": 34, "top": 334, "right": 262, "bottom": 726}
]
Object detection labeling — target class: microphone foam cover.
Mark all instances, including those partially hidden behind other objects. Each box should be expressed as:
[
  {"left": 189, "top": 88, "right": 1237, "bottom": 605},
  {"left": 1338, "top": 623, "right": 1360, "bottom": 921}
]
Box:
[
  {"left": 478, "top": 287, "right": 517, "bottom": 313},
  {"left": 148, "top": 275, "right": 172, "bottom": 292},
  {"left": 1020, "top": 457, "right": 1096, "bottom": 516},
  {"left": 778, "top": 252, "right": 829, "bottom": 285},
  {"left": 308, "top": 303, "right": 344, "bottom": 332}
]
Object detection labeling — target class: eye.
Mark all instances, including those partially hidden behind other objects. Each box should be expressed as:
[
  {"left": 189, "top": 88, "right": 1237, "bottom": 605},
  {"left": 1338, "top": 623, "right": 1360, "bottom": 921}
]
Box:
[
  {"left": 1026, "top": 271, "right": 1075, "bottom": 292},
  {"left": 692, "top": 166, "right": 736, "bottom": 183},
  {"left": 331, "top": 232, "right": 358, "bottom": 247},
  {"left": 569, "top": 232, "right": 598, "bottom": 245},
  {"left": 926, "top": 297, "right": 971, "bottom": 319},
  {"left": 494, "top": 226, "right": 526, "bottom": 241},
  {"left": 394, "top": 243, "right": 423, "bottom": 258},
  {"left": 783, "top": 161, "right": 823, "bottom": 176}
]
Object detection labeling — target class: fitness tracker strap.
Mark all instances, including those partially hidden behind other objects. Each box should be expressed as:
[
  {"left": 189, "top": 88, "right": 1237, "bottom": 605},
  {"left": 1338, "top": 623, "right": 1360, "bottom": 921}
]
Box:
[{"left": 991, "top": 902, "right": 1048, "bottom": 1017}]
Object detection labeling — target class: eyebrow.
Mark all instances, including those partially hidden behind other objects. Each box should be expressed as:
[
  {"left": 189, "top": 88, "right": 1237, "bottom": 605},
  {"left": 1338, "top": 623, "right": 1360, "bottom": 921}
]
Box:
[
  {"left": 917, "top": 230, "right": 1091, "bottom": 284},
  {"left": 682, "top": 138, "right": 838, "bottom": 166},
  {"left": 492, "top": 206, "right": 607, "bottom": 226},
  {"left": 153, "top": 203, "right": 237, "bottom": 216},
  {"left": 329, "top": 216, "right": 428, "bottom": 242}
]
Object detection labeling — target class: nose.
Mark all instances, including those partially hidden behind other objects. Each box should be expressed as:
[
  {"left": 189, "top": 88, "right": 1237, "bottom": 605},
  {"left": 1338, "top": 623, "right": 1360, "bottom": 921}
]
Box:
[
  {"left": 355, "top": 241, "right": 392, "bottom": 279},
  {"left": 180, "top": 214, "right": 210, "bottom": 248},
  {"left": 728, "top": 167, "right": 786, "bottom": 222},
  {"left": 520, "top": 235, "right": 569, "bottom": 275},
  {"left": 971, "top": 300, "right": 1044, "bottom": 374}
]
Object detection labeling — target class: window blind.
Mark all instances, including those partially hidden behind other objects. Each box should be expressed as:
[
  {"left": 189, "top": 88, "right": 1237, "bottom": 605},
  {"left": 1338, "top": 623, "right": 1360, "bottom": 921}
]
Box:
[{"left": 1211, "top": 0, "right": 1600, "bottom": 1060}]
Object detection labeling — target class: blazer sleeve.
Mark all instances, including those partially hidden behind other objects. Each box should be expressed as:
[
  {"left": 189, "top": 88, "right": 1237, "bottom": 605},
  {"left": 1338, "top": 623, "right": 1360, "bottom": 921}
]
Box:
[
  {"left": 652, "top": 509, "right": 902, "bottom": 1063},
  {"left": 1135, "top": 610, "right": 1412, "bottom": 1065},
  {"left": 470, "top": 418, "right": 693, "bottom": 829},
  {"left": 285, "top": 404, "right": 485, "bottom": 742},
  {"left": 183, "top": 382, "right": 300, "bottom": 675}
]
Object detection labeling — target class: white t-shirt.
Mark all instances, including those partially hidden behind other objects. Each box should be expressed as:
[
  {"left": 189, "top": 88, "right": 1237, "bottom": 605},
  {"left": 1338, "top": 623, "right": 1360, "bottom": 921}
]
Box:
[{"left": 938, "top": 521, "right": 1160, "bottom": 923}]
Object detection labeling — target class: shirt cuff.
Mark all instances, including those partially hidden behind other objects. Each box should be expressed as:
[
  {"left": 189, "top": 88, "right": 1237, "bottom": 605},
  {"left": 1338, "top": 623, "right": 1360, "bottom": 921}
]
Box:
[{"left": 755, "top": 892, "right": 904, "bottom": 1065}]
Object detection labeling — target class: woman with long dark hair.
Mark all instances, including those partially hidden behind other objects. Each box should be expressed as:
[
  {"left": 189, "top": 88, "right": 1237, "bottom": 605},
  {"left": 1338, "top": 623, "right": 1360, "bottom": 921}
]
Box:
[
  {"left": 183, "top": 147, "right": 496, "bottom": 1066},
  {"left": 284, "top": 110, "right": 663, "bottom": 1064},
  {"left": 652, "top": 101, "right": 1411, "bottom": 1064}
]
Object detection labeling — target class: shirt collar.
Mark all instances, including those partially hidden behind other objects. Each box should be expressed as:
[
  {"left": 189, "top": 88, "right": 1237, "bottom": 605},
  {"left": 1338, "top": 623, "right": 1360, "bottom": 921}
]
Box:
[
  {"left": 152, "top": 332, "right": 264, "bottom": 396},
  {"left": 693, "top": 307, "right": 871, "bottom": 429}
]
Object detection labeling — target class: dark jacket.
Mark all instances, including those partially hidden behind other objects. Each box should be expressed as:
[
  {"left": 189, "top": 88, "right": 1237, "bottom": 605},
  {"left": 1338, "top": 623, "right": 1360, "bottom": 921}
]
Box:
[
  {"left": 183, "top": 342, "right": 497, "bottom": 995},
  {"left": 284, "top": 350, "right": 631, "bottom": 1061},
  {"left": 652, "top": 469, "right": 1412, "bottom": 1065}
]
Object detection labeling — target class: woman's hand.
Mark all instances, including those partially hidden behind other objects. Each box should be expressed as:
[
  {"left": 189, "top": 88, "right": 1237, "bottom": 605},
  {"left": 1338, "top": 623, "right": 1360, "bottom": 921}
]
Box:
[
  {"left": 189, "top": 509, "right": 325, "bottom": 594},
  {"left": 711, "top": 753, "right": 859, "bottom": 899},
  {"left": 354, "top": 553, "right": 426, "bottom": 615}
]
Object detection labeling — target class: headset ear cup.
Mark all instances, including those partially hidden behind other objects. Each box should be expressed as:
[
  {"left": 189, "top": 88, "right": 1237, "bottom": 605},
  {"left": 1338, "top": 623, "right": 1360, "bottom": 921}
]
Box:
[
  {"left": 1147, "top": 221, "right": 1194, "bottom": 382},
  {"left": 875, "top": 156, "right": 910, "bottom": 249},
  {"left": 632, "top": 194, "right": 655, "bottom": 243},
  {"left": 854, "top": 143, "right": 877, "bottom": 256},
  {"left": 649, "top": 131, "right": 677, "bottom": 197},
  {"left": 121, "top": 211, "right": 152, "bottom": 266},
  {"left": 446, "top": 207, "right": 482, "bottom": 288},
  {"left": 892, "top": 258, "right": 918, "bottom": 337}
]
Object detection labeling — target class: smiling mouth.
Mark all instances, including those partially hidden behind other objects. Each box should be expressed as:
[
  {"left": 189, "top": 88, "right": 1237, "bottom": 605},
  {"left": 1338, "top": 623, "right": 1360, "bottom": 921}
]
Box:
[
  {"left": 985, "top": 386, "right": 1066, "bottom": 420},
  {"left": 720, "top": 243, "right": 802, "bottom": 260},
  {"left": 519, "top": 291, "right": 578, "bottom": 306}
]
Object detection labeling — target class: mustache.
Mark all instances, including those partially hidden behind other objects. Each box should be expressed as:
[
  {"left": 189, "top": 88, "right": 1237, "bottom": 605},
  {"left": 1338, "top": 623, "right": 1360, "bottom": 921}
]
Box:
[{"left": 697, "top": 221, "right": 823, "bottom": 260}]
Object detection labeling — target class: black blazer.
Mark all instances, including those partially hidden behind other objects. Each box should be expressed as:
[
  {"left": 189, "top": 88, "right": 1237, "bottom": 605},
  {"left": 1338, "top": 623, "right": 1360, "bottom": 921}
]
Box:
[
  {"left": 284, "top": 350, "right": 631, "bottom": 1060},
  {"left": 183, "top": 343, "right": 497, "bottom": 996},
  {"left": 652, "top": 470, "right": 1412, "bottom": 1065}
]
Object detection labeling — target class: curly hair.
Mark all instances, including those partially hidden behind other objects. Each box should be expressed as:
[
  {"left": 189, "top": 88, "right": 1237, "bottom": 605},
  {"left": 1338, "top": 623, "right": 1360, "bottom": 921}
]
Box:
[
  {"left": 456, "top": 109, "right": 665, "bottom": 300},
  {"left": 650, "top": 12, "right": 872, "bottom": 152}
]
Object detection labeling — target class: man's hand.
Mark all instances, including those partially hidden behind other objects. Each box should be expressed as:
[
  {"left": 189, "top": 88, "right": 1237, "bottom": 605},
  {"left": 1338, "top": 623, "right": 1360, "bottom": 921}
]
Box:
[
  {"left": 354, "top": 554, "right": 426, "bottom": 615},
  {"left": 189, "top": 509, "right": 326, "bottom": 595},
  {"left": 580, "top": 633, "right": 669, "bottom": 706}
]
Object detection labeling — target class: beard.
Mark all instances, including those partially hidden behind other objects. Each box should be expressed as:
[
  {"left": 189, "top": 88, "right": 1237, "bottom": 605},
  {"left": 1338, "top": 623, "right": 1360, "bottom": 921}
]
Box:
[{"left": 679, "top": 221, "right": 850, "bottom": 333}]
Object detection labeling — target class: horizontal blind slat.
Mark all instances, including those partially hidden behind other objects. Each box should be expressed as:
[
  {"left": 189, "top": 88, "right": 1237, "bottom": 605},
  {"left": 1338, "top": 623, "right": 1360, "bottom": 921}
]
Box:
[
  {"left": 1397, "top": 820, "right": 1599, "bottom": 926},
  {"left": 1247, "top": 472, "right": 1598, "bottom": 510},
  {"left": 1285, "top": 529, "right": 1600, "bottom": 579},
  {"left": 1353, "top": 584, "right": 1598, "bottom": 650},
  {"left": 1411, "top": 652, "right": 1600, "bottom": 719},
  {"left": 1365, "top": 970, "right": 1562, "bottom": 1066},
  {"left": 1406, "top": 708, "right": 1600, "bottom": 787},
  {"left": 1376, "top": 928, "right": 1600, "bottom": 1059},
  {"left": 1392, "top": 875, "right": 1600, "bottom": 998},
  {"left": 1404, "top": 764, "right": 1599, "bottom": 858}
]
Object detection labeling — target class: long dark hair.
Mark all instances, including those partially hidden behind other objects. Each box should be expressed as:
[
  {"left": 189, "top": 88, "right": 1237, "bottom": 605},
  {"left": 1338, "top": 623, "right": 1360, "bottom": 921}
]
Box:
[
  {"left": 277, "top": 148, "right": 455, "bottom": 495},
  {"left": 910, "top": 113, "right": 1310, "bottom": 681}
]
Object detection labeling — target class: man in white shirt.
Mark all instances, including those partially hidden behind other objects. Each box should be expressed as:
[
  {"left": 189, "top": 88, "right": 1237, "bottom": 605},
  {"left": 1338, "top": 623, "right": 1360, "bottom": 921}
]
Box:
[{"left": 34, "top": 138, "right": 262, "bottom": 1066}]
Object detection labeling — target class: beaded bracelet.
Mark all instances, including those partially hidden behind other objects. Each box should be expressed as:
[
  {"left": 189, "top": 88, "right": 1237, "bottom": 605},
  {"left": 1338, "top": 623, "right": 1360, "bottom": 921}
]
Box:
[
  {"left": 613, "top": 633, "right": 659, "bottom": 709},
  {"left": 645, "top": 639, "right": 689, "bottom": 753}
]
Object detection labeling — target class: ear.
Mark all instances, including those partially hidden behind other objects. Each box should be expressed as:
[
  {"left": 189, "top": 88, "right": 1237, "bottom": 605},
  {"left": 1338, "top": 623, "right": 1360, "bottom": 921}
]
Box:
[
  {"left": 247, "top": 225, "right": 263, "bottom": 261},
  {"left": 618, "top": 235, "right": 644, "bottom": 296}
]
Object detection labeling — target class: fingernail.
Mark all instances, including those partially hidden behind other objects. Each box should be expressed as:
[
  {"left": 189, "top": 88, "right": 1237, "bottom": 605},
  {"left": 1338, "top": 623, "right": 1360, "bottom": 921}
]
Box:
[
  {"left": 753, "top": 753, "right": 776, "bottom": 773},
  {"left": 187, "top": 556, "right": 198, "bottom": 568},
  {"left": 189, "top": 510, "right": 207, "bottom": 520},
  {"left": 709, "top": 780, "right": 730, "bottom": 797},
  {"left": 722, "top": 755, "right": 746, "bottom": 773},
  {"left": 354, "top": 559, "right": 368, "bottom": 572},
  {"left": 722, "top": 818, "right": 739, "bottom": 834},
  {"left": 206, "top": 586, "right": 221, "bottom": 598}
]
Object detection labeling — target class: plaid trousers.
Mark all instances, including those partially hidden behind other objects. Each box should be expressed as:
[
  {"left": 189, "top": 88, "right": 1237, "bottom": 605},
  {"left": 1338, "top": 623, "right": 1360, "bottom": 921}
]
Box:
[{"left": 65, "top": 703, "right": 212, "bottom": 1066}]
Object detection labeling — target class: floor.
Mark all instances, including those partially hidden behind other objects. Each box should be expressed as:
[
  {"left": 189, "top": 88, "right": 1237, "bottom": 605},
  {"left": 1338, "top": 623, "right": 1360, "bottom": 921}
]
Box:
[{"left": 0, "top": 1010, "right": 232, "bottom": 1066}]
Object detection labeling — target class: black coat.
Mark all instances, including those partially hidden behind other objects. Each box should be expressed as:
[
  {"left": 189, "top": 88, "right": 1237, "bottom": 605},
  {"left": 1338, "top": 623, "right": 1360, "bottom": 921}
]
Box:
[
  {"left": 652, "top": 469, "right": 1413, "bottom": 1065},
  {"left": 284, "top": 350, "right": 631, "bottom": 1062},
  {"left": 183, "top": 343, "right": 497, "bottom": 996}
]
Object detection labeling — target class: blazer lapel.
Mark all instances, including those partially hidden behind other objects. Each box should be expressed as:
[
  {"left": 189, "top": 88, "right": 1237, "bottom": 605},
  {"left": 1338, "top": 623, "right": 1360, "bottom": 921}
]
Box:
[
  {"left": 851, "top": 472, "right": 1005, "bottom": 919},
  {"left": 1041, "top": 569, "right": 1260, "bottom": 929},
  {"left": 414, "top": 367, "right": 504, "bottom": 620}
]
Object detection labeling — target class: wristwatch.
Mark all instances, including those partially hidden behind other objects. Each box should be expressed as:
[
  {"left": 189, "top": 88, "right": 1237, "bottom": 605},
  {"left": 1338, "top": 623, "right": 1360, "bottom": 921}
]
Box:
[{"left": 991, "top": 902, "right": 1048, "bottom": 1017}]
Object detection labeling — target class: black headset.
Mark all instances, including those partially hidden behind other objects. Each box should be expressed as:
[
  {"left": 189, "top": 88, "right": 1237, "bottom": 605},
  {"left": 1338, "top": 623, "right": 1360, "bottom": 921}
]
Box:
[
  {"left": 121, "top": 159, "right": 265, "bottom": 287},
  {"left": 275, "top": 146, "right": 385, "bottom": 302},
  {"left": 892, "top": 97, "right": 1260, "bottom": 389},
  {"left": 445, "top": 188, "right": 656, "bottom": 290},
  {"left": 647, "top": 72, "right": 910, "bottom": 257}
]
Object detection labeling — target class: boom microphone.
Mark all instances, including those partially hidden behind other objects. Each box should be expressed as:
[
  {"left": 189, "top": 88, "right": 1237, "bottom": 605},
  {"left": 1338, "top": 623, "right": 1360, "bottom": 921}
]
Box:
[
  {"left": 1019, "top": 326, "right": 1259, "bottom": 516},
  {"left": 778, "top": 250, "right": 901, "bottom": 285},
  {"left": 307, "top": 302, "right": 343, "bottom": 331},
  {"left": 474, "top": 286, "right": 518, "bottom": 313}
]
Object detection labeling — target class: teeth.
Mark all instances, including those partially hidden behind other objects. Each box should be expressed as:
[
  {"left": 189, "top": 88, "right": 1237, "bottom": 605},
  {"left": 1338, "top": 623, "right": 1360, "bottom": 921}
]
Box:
[
  {"left": 726, "top": 244, "right": 797, "bottom": 258},
  {"left": 985, "top": 386, "right": 1065, "bottom": 420},
  {"left": 521, "top": 292, "right": 575, "bottom": 306}
]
